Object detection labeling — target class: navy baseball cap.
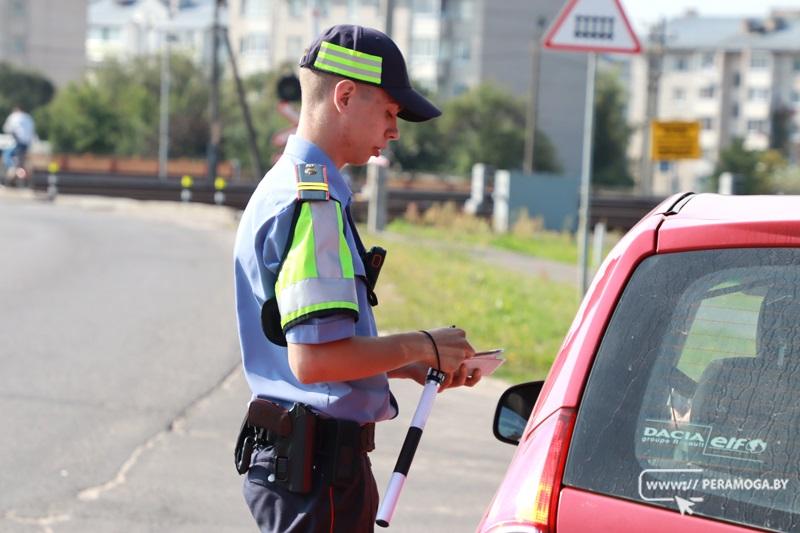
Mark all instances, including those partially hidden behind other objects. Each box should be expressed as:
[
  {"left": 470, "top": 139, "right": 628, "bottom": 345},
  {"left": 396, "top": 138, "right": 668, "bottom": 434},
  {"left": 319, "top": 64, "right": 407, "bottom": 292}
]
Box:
[{"left": 299, "top": 24, "right": 441, "bottom": 122}]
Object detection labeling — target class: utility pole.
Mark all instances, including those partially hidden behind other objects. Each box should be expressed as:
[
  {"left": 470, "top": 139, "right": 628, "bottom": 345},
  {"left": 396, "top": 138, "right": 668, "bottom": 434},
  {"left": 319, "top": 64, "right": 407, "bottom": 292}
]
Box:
[
  {"left": 308, "top": 0, "right": 321, "bottom": 40},
  {"left": 523, "top": 16, "right": 548, "bottom": 174},
  {"left": 207, "top": 0, "right": 223, "bottom": 182},
  {"left": 158, "top": 0, "right": 177, "bottom": 181},
  {"left": 639, "top": 18, "right": 665, "bottom": 196},
  {"left": 577, "top": 52, "right": 597, "bottom": 295},
  {"left": 222, "top": 28, "right": 264, "bottom": 180},
  {"left": 381, "top": 0, "right": 395, "bottom": 37}
]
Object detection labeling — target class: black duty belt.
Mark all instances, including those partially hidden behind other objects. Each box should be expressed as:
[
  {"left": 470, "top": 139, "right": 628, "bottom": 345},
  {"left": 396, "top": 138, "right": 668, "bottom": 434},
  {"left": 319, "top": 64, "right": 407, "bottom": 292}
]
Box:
[{"left": 235, "top": 398, "right": 375, "bottom": 491}]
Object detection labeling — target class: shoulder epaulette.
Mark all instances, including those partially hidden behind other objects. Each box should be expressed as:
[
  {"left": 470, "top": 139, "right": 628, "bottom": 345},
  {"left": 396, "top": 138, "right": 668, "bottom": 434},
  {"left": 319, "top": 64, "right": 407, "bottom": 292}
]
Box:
[{"left": 295, "top": 163, "right": 330, "bottom": 201}]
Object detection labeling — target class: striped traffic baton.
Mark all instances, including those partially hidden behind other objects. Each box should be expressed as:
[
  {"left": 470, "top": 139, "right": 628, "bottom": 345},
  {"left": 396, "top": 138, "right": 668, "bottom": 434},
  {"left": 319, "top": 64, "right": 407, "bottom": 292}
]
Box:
[{"left": 376, "top": 367, "right": 446, "bottom": 528}]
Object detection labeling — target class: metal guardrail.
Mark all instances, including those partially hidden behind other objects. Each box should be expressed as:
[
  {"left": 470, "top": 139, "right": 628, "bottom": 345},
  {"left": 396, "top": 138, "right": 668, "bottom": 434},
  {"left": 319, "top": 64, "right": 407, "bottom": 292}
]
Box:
[{"left": 30, "top": 171, "right": 663, "bottom": 231}]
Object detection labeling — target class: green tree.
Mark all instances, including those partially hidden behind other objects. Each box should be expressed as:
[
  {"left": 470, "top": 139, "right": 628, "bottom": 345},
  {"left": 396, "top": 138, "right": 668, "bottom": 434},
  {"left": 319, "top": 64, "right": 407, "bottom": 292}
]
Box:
[
  {"left": 592, "top": 69, "right": 633, "bottom": 188},
  {"left": 0, "top": 62, "right": 55, "bottom": 120},
  {"left": 221, "top": 69, "right": 295, "bottom": 180},
  {"left": 40, "top": 55, "right": 209, "bottom": 157},
  {"left": 770, "top": 105, "right": 794, "bottom": 158},
  {"left": 40, "top": 83, "right": 124, "bottom": 154},
  {"left": 532, "top": 129, "right": 562, "bottom": 174},
  {"left": 712, "top": 137, "right": 765, "bottom": 194},
  {"left": 393, "top": 116, "right": 444, "bottom": 172},
  {"left": 437, "top": 83, "right": 561, "bottom": 176}
]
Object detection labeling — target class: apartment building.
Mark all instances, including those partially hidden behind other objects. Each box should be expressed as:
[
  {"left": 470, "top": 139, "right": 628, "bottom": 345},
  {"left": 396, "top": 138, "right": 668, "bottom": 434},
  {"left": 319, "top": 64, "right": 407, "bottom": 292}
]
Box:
[
  {"left": 227, "top": 0, "right": 590, "bottom": 178},
  {"left": 227, "top": 0, "right": 412, "bottom": 77},
  {"left": 0, "top": 0, "right": 87, "bottom": 87},
  {"left": 628, "top": 10, "right": 800, "bottom": 195},
  {"left": 87, "top": 0, "right": 222, "bottom": 67}
]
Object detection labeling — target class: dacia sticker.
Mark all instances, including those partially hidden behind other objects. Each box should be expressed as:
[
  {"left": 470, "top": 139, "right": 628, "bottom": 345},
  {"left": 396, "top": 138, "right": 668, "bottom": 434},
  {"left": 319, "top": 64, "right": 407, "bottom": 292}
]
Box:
[
  {"left": 640, "top": 419, "right": 768, "bottom": 463},
  {"left": 641, "top": 419, "right": 711, "bottom": 449}
]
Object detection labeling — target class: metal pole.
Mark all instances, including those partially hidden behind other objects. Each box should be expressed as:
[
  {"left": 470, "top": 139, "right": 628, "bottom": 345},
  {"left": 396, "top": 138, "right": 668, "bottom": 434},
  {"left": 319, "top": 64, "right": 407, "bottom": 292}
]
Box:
[
  {"left": 376, "top": 368, "right": 446, "bottom": 528},
  {"left": 523, "top": 16, "right": 547, "bottom": 174},
  {"left": 639, "top": 18, "right": 665, "bottom": 196},
  {"left": 222, "top": 28, "right": 264, "bottom": 179},
  {"left": 578, "top": 52, "right": 597, "bottom": 296},
  {"left": 207, "top": 0, "right": 222, "bottom": 182},
  {"left": 308, "top": 0, "right": 320, "bottom": 39},
  {"left": 381, "top": 0, "right": 395, "bottom": 37},
  {"left": 158, "top": 16, "right": 172, "bottom": 181}
]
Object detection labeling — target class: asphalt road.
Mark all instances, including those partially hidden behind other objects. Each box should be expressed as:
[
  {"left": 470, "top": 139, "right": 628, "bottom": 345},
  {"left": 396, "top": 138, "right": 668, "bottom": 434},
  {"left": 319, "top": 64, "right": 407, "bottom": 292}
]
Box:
[{"left": 0, "top": 190, "right": 516, "bottom": 533}]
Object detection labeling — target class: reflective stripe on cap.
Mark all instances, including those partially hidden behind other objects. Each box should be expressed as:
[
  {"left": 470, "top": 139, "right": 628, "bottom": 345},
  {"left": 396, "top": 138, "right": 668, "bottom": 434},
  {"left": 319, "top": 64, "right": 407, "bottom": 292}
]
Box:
[{"left": 314, "top": 41, "right": 382, "bottom": 84}]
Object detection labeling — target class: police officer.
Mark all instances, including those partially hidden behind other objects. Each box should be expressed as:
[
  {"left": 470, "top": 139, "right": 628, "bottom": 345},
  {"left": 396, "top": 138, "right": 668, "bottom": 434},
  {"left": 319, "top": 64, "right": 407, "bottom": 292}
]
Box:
[{"left": 233, "top": 25, "right": 480, "bottom": 532}]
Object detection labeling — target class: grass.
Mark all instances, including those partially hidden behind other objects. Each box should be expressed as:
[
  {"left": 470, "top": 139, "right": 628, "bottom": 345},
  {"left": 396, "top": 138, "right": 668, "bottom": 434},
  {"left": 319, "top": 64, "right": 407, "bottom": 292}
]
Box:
[
  {"left": 387, "top": 202, "right": 619, "bottom": 265},
  {"left": 365, "top": 228, "right": 579, "bottom": 381}
]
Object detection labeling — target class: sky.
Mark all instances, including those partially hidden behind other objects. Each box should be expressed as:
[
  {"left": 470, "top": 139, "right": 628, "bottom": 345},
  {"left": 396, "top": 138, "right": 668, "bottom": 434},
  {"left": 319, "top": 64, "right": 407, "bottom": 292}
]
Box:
[{"left": 621, "top": 0, "right": 795, "bottom": 33}]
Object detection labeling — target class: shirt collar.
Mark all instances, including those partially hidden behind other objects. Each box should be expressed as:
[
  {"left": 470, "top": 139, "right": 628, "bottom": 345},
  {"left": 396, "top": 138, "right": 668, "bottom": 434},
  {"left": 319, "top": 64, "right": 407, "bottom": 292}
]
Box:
[{"left": 283, "top": 134, "right": 353, "bottom": 204}]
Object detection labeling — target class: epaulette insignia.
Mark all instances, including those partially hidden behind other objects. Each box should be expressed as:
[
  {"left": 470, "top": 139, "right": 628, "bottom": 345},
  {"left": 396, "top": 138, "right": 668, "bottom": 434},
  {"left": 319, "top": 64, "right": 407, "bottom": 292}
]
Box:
[{"left": 295, "top": 163, "right": 330, "bottom": 201}]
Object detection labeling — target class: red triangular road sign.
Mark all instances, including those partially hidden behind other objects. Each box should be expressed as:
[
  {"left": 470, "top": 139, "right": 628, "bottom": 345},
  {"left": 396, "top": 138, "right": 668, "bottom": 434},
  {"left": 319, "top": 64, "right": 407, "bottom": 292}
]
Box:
[{"left": 543, "top": 0, "right": 641, "bottom": 54}]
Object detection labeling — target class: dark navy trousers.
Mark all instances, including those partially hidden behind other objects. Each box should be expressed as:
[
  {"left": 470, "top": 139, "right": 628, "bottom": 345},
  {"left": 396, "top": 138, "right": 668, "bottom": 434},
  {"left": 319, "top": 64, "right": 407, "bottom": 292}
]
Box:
[{"left": 243, "top": 445, "right": 379, "bottom": 532}]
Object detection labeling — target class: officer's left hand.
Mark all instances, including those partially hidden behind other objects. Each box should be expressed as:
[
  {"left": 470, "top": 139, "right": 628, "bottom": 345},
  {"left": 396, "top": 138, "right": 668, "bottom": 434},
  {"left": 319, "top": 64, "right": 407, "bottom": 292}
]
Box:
[{"left": 439, "top": 364, "right": 482, "bottom": 392}]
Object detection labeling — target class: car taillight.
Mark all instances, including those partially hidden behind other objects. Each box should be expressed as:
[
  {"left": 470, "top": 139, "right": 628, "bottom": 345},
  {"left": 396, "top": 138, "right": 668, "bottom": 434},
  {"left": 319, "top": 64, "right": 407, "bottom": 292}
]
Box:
[{"left": 478, "top": 408, "right": 577, "bottom": 533}]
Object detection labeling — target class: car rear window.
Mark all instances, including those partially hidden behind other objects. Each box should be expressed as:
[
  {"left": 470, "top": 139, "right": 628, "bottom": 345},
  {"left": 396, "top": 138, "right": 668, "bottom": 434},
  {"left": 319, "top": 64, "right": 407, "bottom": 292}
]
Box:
[{"left": 562, "top": 248, "right": 800, "bottom": 532}]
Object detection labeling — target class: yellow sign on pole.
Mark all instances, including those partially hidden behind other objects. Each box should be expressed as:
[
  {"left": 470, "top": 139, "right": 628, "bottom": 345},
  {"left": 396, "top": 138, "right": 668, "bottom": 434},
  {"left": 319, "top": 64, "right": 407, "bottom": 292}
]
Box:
[{"left": 650, "top": 120, "right": 701, "bottom": 161}]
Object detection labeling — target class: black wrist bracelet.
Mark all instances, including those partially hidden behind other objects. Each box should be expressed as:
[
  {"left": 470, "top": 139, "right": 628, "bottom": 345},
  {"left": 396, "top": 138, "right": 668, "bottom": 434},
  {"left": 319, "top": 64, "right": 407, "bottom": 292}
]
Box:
[{"left": 419, "top": 330, "right": 441, "bottom": 371}]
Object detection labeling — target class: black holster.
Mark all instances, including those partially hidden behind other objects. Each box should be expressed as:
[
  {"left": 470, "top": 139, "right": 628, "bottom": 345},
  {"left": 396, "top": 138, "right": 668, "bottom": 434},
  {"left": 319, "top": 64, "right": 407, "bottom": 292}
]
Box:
[
  {"left": 234, "top": 400, "right": 374, "bottom": 493},
  {"left": 234, "top": 400, "right": 316, "bottom": 494}
]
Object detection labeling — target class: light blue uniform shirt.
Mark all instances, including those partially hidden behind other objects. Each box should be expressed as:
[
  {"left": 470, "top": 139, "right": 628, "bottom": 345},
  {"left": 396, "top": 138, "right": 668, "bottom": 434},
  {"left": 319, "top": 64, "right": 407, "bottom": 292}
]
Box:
[{"left": 234, "top": 135, "right": 396, "bottom": 424}]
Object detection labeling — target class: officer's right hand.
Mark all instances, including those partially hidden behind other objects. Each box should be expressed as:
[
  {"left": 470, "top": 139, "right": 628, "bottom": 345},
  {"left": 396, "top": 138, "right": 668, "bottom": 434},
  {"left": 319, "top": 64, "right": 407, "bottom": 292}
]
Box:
[{"left": 422, "top": 327, "right": 475, "bottom": 375}]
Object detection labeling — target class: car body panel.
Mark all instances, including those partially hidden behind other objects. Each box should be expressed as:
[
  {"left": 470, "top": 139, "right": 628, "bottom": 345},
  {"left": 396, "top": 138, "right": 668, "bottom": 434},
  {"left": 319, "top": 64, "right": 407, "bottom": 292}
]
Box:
[
  {"left": 523, "top": 209, "right": 664, "bottom": 439},
  {"left": 479, "top": 194, "right": 800, "bottom": 533},
  {"left": 557, "top": 488, "right": 755, "bottom": 533}
]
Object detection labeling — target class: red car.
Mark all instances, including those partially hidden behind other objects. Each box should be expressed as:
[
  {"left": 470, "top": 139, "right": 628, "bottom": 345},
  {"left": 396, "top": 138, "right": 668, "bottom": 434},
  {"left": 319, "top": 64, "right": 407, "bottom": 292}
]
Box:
[{"left": 478, "top": 193, "right": 800, "bottom": 533}]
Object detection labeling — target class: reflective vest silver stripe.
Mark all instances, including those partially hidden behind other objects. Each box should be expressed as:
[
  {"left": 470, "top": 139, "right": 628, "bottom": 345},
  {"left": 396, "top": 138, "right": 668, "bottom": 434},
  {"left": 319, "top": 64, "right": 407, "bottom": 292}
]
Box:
[
  {"left": 276, "top": 200, "right": 358, "bottom": 329},
  {"left": 277, "top": 278, "right": 358, "bottom": 326},
  {"left": 310, "top": 201, "right": 344, "bottom": 278}
]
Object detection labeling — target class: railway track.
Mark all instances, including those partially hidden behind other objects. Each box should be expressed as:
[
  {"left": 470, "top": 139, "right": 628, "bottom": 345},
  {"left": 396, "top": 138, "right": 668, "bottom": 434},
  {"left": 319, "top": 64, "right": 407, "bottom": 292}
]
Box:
[{"left": 28, "top": 171, "right": 663, "bottom": 231}]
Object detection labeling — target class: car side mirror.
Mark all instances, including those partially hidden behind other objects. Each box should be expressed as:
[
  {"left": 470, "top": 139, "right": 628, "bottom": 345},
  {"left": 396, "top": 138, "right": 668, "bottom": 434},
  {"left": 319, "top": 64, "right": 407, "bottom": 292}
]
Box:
[{"left": 493, "top": 380, "right": 544, "bottom": 445}]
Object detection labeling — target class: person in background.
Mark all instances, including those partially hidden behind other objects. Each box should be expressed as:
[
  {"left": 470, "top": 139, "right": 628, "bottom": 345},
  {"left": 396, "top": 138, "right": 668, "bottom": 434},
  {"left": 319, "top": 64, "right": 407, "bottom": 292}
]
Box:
[{"left": 3, "top": 105, "right": 35, "bottom": 171}]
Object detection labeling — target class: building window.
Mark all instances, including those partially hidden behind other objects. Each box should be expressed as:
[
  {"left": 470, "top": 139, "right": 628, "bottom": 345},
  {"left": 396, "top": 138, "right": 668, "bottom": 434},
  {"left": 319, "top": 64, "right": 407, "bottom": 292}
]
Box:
[
  {"left": 793, "top": 57, "right": 800, "bottom": 72},
  {"left": 10, "top": 0, "right": 25, "bottom": 16},
  {"left": 240, "top": 32, "right": 269, "bottom": 54},
  {"left": 444, "top": 0, "right": 472, "bottom": 19},
  {"left": 747, "top": 87, "right": 770, "bottom": 101},
  {"left": 413, "top": 0, "right": 437, "bottom": 15},
  {"left": 700, "top": 52, "right": 714, "bottom": 68},
  {"left": 314, "top": 0, "right": 331, "bottom": 16},
  {"left": 749, "top": 51, "right": 769, "bottom": 69},
  {"left": 11, "top": 36, "right": 25, "bottom": 54},
  {"left": 672, "top": 87, "right": 686, "bottom": 101},
  {"left": 747, "top": 119, "right": 767, "bottom": 133},
  {"left": 699, "top": 85, "right": 716, "bottom": 99},
  {"left": 288, "top": 0, "right": 303, "bottom": 17},
  {"left": 700, "top": 117, "right": 714, "bottom": 130},
  {"left": 287, "top": 35, "right": 303, "bottom": 60},
  {"left": 412, "top": 38, "right": 436, "bottom": 58},
  {"left": 732, "top": 103, "right": 739, "bottom": 118},
  {"left": 791, "top": 91, "right": 800, "bottom": 104},
  {"left": 673, "top": 55, "right": 690, "bottom": 71},
  {"left": 453, "top": 39, "right": 470, "bottom": 60},
  {"left": 732, "top": 71, "right": 741, "bottom": 87},
  {"left": 241, "top": 0, "right": 269, "bottom": 16}
]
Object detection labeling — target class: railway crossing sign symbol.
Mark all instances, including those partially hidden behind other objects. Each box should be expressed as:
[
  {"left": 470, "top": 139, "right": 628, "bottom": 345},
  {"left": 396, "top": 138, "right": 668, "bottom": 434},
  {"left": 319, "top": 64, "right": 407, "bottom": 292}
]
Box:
[{"left": 543, "top": 0, "right": 641, "bottom": 54}]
